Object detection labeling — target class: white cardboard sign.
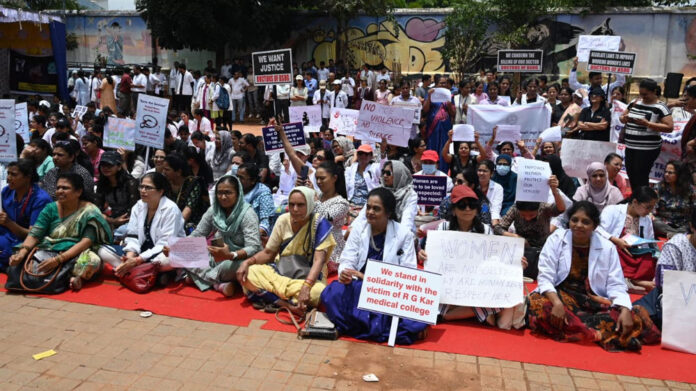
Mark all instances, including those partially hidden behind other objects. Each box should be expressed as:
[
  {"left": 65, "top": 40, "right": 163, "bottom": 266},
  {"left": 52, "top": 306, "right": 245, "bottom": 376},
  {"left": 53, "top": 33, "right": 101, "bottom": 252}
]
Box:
[
  {"left": 134, "top": 94, "right": 169, "bottom": 149},
  {"left": 357, "top": 101, "right": 413, "bottom": 148},
  {"left": 167, "top": 236, "right": 210, "bottom": 269},
  {"left": 290, "top": 105, "right": 322, "bottom": 133},
  {"left": 576, "top": 35, "right": 621, "bottom": 62},
  {"left": 453, "top": 124, "right": 475, "bottom": 142},
  {"left": 0, "top": 99, "right": 17, "bottom": 163},
  {"left": 539, "top": 126, "right": 561, "bottom": 142},
  {"left": 329, "top": 108, "right": 359, "bottom": 136},
  {"left": 495, "top": 124, "right": 522, "bottom": 143},
  {"left": 430, "top": 88, "right": 452, "bottom": 103},
  {"left": 560, "top": 139, "right": 618, "bottom": 179},
  {"left": 14, "top": 102, "right": 29, "bottom": 143},
  {"left": 424, "top": 231, "right": 525, "bottom": 308},
  {"left": 515, "top": 158, "right": 551, "bottom": 203},
  {"left": 104, "top": 117, "right": 136, "bottom": 151},
  {"left": 662, "top": 270, "right": 696, "bottom": 355}
]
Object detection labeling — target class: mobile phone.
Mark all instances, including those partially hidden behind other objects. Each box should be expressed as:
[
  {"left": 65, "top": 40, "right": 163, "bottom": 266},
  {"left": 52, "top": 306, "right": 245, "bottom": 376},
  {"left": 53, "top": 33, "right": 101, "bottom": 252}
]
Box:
[
  {"left": 299, "top": 165, "right": 309, "bottom": 181},
  {"left": 211, "top": 238, "right": 224, "bottom": 247}
]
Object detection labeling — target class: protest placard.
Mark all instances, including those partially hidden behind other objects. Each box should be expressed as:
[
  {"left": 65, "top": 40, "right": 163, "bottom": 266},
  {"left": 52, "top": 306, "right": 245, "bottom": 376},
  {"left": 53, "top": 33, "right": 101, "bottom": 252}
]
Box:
[
  {"left": 413, "top": 175, "right": 448, "bottom": 206},
  {"left": 391, "top": 99, "right": 422, "bottom": 124},
  {"left": 588, "top": 50, "right": 636, "bottom": 75},
  {"left": 168, "top": 236, "right": 210, "bottom": 269},
  {"left": 358, "top": 260, "right": 441, "bottom": 325},
  {"left": 662, "top": 270, "right": 696, "bottom": 354},
  {"left": 560, "top": 139, "right": 618, "bottom": 178},
  {"left": 134, "top": 94, "right": 168, "bottom": 149},
  {"left": 104, "top": 117, "right": 136, "bottom": 151},
  {"left": 453, "top": 124, "right": 475, "bottom": 142},
  {"left": 576, "top": 35, "right": 621, "bottom": 62},
  {"left": 0, "top": 99, "right": 17, "bottom": 163},
  {"left": 649, "top": 120, "right": 686, "bottom": 181},
  {"left": 290, "top": 105, "right": 322, "bottom": 133},
  {"left": 252, "top": 48, "right": 293, "bottom": 85},
  {"left": 329, "top": 108, "right": 359, "bottom": 136},
  {"left": 497, "top": 50, "right": 544, "bottom": 73},
  {"left": 356, "top": 101, "right": 413, "bottom": 148},
  {"left": 467, "top": 102, "right": 551, "bottom": 146},
  {"left": 539, "top": 126, "right": 561, "bottom": 142},
  {"left": 495, "top": 124, "right": 522, "bottom": 143},
  {"left": 262, "top": 122, "right": 306, "bottom": 154},
  {"left": 72, "top": 105, "right": 87, "bottom": 119},
  {"left": 515, "top": 158, "right": 551, "bottom": 202},
  {"left": 429, "top": 88, "right": 451, "bottom": 103},
  {"left": 610, "top": 100, "right": 627, "bottom": 143},
  {"left": 14, "top": 102, "right": 29, "bottom": 143},
  {"left": 424, "top": 231, "right": 525, "bottom": 308}
]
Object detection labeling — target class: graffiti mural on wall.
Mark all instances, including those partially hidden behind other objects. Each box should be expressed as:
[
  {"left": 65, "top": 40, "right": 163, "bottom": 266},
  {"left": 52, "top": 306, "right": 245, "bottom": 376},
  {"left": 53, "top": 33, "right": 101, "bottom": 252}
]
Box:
[
  {"left": 298, "top": 15, "right": 447, "bottom": 74},
  {"left": 67, "top": 16, "right": 152, "bottom": 65}
]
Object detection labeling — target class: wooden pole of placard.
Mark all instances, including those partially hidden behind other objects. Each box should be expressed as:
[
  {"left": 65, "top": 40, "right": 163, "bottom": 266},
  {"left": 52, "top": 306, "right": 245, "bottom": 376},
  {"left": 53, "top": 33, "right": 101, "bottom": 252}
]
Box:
[{"left": 144, "top": 146, "right": 150, "bottom": 170}]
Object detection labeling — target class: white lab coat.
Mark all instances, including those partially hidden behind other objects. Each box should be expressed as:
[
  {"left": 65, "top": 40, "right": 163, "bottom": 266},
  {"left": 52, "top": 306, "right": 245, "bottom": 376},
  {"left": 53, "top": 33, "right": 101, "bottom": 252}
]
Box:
[
  {"left": 313, "top": 89, "right": 331, "bottom": 118},
  {"left": 345, "top": 162, "right": 381, "bottom": 201},
  {"left": 485, "top": 181, "right": 504, "bottom": 221},
  {"left": 352, "top": 187, "right": 419, "bottom": 235},
  {"left": 329, "top": 90, "right": 349, "bottom": 110},
  {"left": 597, "top": 204, "right": 654, "bottom": 241},
  {"left": 338, "top": 219, "right": 416, "bottom": 275},
  {"left": 536, "top": 229, "right": 632, "bottom": 309},
  {"left": 176, "top": 71, "right": 195, "bottom": 96},
  {"left": 123, "top": 197, "right": 186, "bottom": 263}
]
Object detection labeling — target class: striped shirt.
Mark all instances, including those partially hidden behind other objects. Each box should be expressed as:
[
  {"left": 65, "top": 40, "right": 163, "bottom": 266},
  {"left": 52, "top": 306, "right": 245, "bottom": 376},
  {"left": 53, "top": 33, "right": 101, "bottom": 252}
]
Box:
[{"left": 623, "top": 100, "right": 671, "bottom": 150}]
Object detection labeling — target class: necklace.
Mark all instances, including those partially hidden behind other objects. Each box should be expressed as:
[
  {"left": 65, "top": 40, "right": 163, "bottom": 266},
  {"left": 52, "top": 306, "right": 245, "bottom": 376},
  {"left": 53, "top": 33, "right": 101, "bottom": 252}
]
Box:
[{"left": 370, "top": 233, "right": 383, "bottom": 252}]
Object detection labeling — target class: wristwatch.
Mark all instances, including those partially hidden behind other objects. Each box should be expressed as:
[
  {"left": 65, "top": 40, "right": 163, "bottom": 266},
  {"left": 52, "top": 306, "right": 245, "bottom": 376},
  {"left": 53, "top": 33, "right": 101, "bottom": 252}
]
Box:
[{"left": 231, "top": 251, "right": 238, "bottom": 260}]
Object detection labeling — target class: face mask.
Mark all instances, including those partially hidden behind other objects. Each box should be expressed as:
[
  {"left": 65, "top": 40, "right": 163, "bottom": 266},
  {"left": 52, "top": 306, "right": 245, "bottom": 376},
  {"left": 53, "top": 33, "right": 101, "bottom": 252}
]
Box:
[
  {"left": 422, "top": 164, "right": 437, "bottom": 175},
  {"left": 229, "top": 164, "right": 239, "bottom": 176},
  {"left": 496, "top": 165, "right": 511, "bottom": 176}
]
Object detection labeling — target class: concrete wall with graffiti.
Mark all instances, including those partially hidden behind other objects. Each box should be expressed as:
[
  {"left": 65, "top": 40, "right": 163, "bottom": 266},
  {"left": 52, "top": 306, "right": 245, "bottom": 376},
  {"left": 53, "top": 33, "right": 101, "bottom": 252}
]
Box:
[
  {"left": 287, "top": 9, "right": 696, "bottom": 81},
  {"left": 65, "top": 12, "right": 214, "bottom": 70}
]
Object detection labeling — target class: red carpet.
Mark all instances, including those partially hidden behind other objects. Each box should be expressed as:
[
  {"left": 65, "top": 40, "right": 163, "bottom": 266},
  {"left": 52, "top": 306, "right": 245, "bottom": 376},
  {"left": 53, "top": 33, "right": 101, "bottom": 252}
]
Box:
[{"left": 2, "top": 273, "right": 695, "bottom": 384}]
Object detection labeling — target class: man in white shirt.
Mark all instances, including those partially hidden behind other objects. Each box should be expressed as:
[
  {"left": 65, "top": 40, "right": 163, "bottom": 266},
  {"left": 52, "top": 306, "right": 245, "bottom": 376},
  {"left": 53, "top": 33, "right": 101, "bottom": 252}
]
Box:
[
  {"left": 89, "top": 70, "right": 101, "bottom": 104},
  {"left": 391, "top": 80, "right": 422, "bottom": 139},
  {"left": 376, "top": 67, "right": 390, "bottom": 85},
  {"left": 317, "top": 61, "right": 330, "bottom": 82},
  {"left": 169, "top": 62, "right": 179, "bottom": 97},
  {"left": 220, "top": 59, "right": 232, "bottom": 79},
  {"left": 229, "top": 71, "right": 249, "bottom": 123},
  {"left": 569, "top": 56, "right": 624, "bottom": 107},
  {"left": 154, "top": 66, "right": 166, "bottom": 97},
  {"left": 275, "top": 83, "right": 291, "bottom": 123},
  {"left": 330, "top": 79, "right": 349, "bottom": 107},
  {"left": 313, "top": 80, "right": 330, "bottom": 125},
  {"left": 341, "top": 74, "right": 355, "bottom": 107},
  {"left": 144, "top": 67, "right": 156, "bottom": 95},
  {"left": 175, "top": 63, "right": 195, "bottom": 112},
  {"left": 131, "top": 65, "right": 148, "bottom": 113}
]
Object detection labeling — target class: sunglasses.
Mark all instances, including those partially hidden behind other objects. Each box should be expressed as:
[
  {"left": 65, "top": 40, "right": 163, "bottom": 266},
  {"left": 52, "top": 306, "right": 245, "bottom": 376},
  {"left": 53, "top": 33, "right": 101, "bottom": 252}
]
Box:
[
  {"left": 454, "top": 199, "right": 479, "bottom": 210},
  {"left": 382, "top": 170, "right": 392, "bottom": 177}
]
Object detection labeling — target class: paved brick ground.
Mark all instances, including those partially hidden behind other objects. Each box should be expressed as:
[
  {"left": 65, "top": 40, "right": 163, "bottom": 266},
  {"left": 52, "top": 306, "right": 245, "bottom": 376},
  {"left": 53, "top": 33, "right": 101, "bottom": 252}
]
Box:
[{"left": 1, "top": 293, "right": 695, "bottom": 391}]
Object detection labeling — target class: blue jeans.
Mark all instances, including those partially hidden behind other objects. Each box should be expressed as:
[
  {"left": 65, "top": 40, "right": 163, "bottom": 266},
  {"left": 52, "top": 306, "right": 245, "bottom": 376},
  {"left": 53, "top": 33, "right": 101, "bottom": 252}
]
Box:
[
  {"left": 246, "top": 90, "right": 258, "bottom": 115},
  {"left": 232, "top": 98, "right": 245, "bottom": 122}
]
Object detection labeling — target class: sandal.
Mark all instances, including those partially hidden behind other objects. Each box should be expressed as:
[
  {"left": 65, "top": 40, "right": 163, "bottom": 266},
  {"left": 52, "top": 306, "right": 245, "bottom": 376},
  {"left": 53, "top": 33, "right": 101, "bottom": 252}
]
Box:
[{"left": 251, "top": 301, "right": 265, "bottom": 311}]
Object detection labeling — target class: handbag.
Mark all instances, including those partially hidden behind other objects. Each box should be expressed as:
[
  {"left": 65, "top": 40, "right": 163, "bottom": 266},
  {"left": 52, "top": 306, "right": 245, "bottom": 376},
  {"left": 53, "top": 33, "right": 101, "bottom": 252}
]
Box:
[
  {"left": 276, "top": 254, "right": 312, "bottom": 280},
  {"left": 5, "top": 248, "right": 76, "bottom": 294},
  {"left": 276, "top": 308, "right": 338, "bottom": 340},
  {"left": 120, "top": 262, "right": 159, "bottom": 293}
]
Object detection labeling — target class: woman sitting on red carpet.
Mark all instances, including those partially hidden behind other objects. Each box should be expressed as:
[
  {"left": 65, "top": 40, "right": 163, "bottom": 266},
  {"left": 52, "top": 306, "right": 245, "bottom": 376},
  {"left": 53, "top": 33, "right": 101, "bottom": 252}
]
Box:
[{"left": 527, "top": 201, "right": 660, "bottom": 352}]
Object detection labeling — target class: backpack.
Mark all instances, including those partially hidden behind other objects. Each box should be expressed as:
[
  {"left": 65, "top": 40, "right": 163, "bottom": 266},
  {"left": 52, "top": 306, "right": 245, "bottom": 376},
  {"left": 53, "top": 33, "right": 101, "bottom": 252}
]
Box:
[{"left": 216, "top": 86, "right": 230, "bottom": 110}]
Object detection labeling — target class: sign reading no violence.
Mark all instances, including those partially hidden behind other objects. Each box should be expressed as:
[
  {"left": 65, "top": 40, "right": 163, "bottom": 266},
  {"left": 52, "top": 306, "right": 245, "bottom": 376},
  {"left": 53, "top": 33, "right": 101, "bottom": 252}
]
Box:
[
  {"left": 588, "top": 50, "right": 636, "bottom": 75},
  {"left": 252, "top": 49, "right": 293, "bottom": 85},
  {"left": 497, "top": 50, "right": 543, "bottom": 73}
]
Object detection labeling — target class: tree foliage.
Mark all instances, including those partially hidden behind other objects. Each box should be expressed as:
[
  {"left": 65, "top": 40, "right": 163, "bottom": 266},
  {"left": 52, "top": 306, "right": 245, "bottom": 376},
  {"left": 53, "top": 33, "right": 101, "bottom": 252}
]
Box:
[{"left": 0, "top": 0, "right": 81, "bottom": 10}]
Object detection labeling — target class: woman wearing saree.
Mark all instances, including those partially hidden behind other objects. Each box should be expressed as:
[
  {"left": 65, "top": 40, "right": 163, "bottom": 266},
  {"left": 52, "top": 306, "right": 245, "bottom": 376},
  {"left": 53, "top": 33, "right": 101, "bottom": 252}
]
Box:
[
  {"left": 423, "top": 79, "right": 456, "bottom": 172},
  {"left": 237, "top": 187, "right": 335, "bottom": 315},
  {"left": 528, "top": 201, "right": 660, "bottom": 351},
  {"left": 9, "top": 172, "right": 112, "bottom": 291},
  {"left": 185, "top": 175, "right": 262, "bottom": 297}
]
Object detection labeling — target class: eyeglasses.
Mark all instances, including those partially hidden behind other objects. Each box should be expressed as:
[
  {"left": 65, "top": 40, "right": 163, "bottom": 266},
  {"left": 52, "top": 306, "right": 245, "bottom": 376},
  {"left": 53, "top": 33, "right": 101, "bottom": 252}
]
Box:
[
  {"left": 216, "top": 190, "right": 235, "bottom": 197},
  {"left": 382, "top": 170, "right": 392, "bottom": 177},
  {"left": 314, "top": 155, "right": 325, "bottom": 161},
  {"left": 139, "top": 185, "right": 157, "bottom": 192},
  {"left": 454, "top": 199, "right": 479, "bottom": 210}
]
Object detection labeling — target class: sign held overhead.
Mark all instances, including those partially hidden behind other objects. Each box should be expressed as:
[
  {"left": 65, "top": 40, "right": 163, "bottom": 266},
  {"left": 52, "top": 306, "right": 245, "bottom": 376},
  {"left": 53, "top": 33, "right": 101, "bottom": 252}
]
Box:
[
  {"left": 252, "top": 49, "right": 293, "bottom": 85},
  {"left": 497, "top": 50, "right": 544, "bottom": 73},
  {"left": 588, "top": 50, "right": 636, "bottom": 75}
]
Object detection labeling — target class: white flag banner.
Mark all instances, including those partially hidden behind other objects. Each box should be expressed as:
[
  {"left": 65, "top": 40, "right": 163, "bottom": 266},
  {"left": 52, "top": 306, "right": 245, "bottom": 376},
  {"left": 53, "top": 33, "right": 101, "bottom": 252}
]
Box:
[{"left": 467, "top": 101, "right": 551, "bottom": 146}]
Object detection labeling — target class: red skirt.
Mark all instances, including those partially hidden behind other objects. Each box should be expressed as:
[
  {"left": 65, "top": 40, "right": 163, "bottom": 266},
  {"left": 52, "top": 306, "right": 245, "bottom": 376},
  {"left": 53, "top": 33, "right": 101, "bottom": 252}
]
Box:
[{"left": 617, "top": 249, "right": 656, "bottom": 281}]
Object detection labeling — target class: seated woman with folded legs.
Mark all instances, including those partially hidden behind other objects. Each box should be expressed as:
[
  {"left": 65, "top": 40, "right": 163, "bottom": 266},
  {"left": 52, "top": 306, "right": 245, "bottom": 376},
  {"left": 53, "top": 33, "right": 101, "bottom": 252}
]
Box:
[
  {"left": 185, "top": 175, "right": 262, "bottom": 297},
  {"left": 236, "top": 187, "right": 335, "bottom": 314},
  {"left": 321, "top": 188, "right": 427, "bottom": 344},
  {"left": 9, "top": 173, "right": 112, "bottom": 291},
  {"left": 527, "top": 201, "right": 660, "bottom": 351}
]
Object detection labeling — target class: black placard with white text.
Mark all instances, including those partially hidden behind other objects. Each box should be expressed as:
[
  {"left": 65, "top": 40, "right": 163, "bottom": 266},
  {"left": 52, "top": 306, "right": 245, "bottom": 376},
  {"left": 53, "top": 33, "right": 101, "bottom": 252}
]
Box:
[
  {"left": 252, "top": 49, "right": 293, "bottom": 85},
  {"left": 587, "top": 50, "right": 636, "bottom": 75},
  {"left": 497, "top": 50, "right": 543, "bottom": 73}
]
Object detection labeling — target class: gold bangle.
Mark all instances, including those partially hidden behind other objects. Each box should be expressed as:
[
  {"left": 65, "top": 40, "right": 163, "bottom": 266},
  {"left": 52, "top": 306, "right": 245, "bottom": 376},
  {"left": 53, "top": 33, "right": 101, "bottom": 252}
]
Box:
[{"left": 302, "top": 281, "right": 313, "bottom": 289}]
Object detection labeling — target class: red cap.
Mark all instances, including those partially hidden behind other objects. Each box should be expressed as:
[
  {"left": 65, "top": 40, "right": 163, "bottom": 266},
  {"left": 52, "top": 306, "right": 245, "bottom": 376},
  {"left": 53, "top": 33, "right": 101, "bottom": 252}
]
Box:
[
  {"left": 421, "top": 150, "right": 439, "bottom": 162},
  {"left": 357, "top": 144, "right": 373, "bottom": 154},
  {"left": 450, "top": 185, "right": 479, "bottom": 204}
]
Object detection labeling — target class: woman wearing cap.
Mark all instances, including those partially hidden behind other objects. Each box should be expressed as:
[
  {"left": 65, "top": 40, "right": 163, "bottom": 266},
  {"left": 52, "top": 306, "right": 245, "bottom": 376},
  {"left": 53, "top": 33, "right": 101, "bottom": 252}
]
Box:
[
  {"left": 41, "top": 140, "right": 95, "bottom": 200},
  {"left": 419, "top": 185, "right": 527, "bottom": 329},
  {"left": 414, "top": 150, "right": 453, "bottom": 193},
  {"left": 321, "top": 187, "right": 426, "bottom": 344},
  {"left": 290, "top": 75, "right": 308, "bottom": 107},
  {"left": 237, "top": 186, "right": 335, "bottom": 315},
  {"left": 345, "top": 144, "right": 381, "bottom": 209},
  {"left": 442, "top": 129, "right": 488, "bottom": 180},
  {"left": 568, "top": 87, "right": 611, "bottom": 141},
  {"left": 94, "top": 151, "right": 140, "bottom": 236}
]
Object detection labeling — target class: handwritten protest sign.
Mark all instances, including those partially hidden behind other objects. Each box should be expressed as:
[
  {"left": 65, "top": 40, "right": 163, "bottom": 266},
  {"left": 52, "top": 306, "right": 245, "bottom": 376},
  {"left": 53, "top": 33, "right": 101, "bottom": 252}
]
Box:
[
  {"left": 453, "top": 124, "right": 475, "bottom": 142},
  {"left": 262, "top": 122, "right": 306, "bottom": 154},
  {"left": 357, "top": 101, "right": 413, "bottom": 148},
  {"left": 560, "top": 139, "right": 618, "bottom": 179},
  {"left": 72, "top": 105, "right": 87, "bottom": 119},
  {"left": 429, "top": 88, "right": 451, "bottom": 103},
  {"left": 14, "top": 102, "right": 29, "bottom": 143},
  {"left": 252, "top": 48, "right": 293, "bottom": 85},
  {"left": 168, "top": 236, "right": 210, "bottom": 269},
  {"left": 329, "top": 108, "right": 359, "bottom": 136},
  {"left": 539, "top": 126, "right": 561, "bottom": 142},
  {"left": 0, "top": 99, "right": 17, "bottom": 163},
  {"left": 134, "top": 94, "right": 169, "bottom": 149},
  {"left": 662, "top": 270, "right": 696, "bottom": 354},
  {"left": 290, "top": 105, "right": 322, "bottom": 133},
  {"left": 358, "top": 260, "right": 442, "bottom": 345},
  {"left": 104, "top": 117, "right": 136, "bottom": 151},
  {"left": 425, "top": 231, "right": 524, "bottom": 308},
  {"left": 467, "top": 102, "right": 551, "bottom": 146},
  {"left": 576, "top": 35, "right": 621, "bottom": 62},
  {"left": 515, "top": 158, "right": 551, "bottom": 203},
  {"left": 413, "top": 175, "right": 448, "bottom": 206},
  {"left": 495, "top": 124, "right": 521, "bottom": 143}
]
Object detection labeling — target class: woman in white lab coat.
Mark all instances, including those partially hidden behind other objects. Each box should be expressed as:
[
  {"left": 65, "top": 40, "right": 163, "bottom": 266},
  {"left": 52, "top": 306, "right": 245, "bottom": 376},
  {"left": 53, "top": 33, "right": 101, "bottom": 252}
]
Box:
[{"left": 527, "top": 201, "right": 660, "bottom": 351}]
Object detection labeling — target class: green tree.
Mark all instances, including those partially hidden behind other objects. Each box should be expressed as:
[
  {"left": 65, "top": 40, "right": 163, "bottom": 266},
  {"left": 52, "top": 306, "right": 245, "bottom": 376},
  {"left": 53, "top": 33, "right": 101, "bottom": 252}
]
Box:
[
  {"left": 0, "top": 0, "right": 81, "bottom": 10},
  {"left": 441, "top": 1, "right": 495, "bottom": 77}
]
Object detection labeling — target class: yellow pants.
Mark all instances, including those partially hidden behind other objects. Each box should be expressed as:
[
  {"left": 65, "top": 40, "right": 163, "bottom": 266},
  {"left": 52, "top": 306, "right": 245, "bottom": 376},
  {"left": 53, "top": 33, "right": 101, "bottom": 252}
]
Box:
[{"left": 246, "top": 264, "right": 325, "bottom": 307}]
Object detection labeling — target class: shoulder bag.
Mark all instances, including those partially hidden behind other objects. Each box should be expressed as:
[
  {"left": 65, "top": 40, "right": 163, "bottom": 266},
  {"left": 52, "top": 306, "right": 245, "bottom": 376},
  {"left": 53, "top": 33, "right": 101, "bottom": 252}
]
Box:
[{"left": 5, "top": 248, "right": 76, "bottom": 294}]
